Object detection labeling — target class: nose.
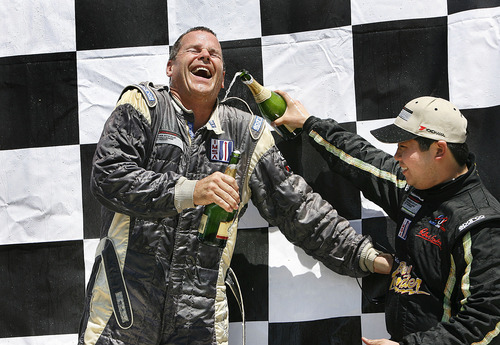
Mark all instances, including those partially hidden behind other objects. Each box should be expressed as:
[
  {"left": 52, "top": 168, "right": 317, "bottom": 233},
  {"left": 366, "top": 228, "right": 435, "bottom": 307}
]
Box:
[{"left": 198, "top": 49, "right": 211, "bottom": 62}]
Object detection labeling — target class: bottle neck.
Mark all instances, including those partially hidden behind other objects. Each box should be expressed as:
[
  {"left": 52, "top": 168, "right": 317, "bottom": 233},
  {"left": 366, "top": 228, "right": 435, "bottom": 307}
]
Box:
[
  {"left": 224, "top": 163, "right": 238, "bottom": 178},
  {"left": 242, "top": 77, "right": 271, "bottom": 103}
]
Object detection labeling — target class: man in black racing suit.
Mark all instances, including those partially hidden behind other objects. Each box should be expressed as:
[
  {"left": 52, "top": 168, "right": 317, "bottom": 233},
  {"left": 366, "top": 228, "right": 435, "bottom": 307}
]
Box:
[
  {"left": 77, "top": 27, "right": 391, "bottom": 345},
  {"left": 274, "top": 92, "right": 500, "bottom": 345}
]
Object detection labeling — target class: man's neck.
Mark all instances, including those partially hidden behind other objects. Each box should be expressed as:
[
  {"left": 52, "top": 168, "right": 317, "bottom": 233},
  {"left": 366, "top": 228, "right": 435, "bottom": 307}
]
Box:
[
  {"left": 190, "top": 101, "right": 215, "bottom": 131},
  {"left": 170, "top": 92, "right": 216, "bottom": 131},
  {"left": 440, "top": 161, "right": 469, "bottom": 186},
  {"left": 452, "top": 164, "right": 469, "bottom": 181}
]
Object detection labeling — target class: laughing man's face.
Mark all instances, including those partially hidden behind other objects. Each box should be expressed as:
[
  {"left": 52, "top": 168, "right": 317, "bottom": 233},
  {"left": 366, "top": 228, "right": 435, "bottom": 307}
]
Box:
[{"left": 167, "top": 30, "right": 225, "bottom": 106}]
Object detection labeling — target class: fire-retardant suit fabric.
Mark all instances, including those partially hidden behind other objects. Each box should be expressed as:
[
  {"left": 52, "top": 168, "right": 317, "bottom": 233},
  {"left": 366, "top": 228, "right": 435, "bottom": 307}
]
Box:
[
  {"left": 303, "top": 116, "right": 500, "bottom": 345},
  {"left": 78, "top": 83, "right": 373, "bottom": 345}
]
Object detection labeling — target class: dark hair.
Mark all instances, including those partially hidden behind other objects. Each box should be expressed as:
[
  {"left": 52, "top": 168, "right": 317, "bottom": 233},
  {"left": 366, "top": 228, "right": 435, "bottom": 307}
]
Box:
[
  {"left": 169, "top": 26, "right": 219, "bottom": 61},
  {"left": 414, "top": 136, "right": 469, "bottom": 166},
  {"left": 448, "top": 142, "right": 469, "bottom": 166}
]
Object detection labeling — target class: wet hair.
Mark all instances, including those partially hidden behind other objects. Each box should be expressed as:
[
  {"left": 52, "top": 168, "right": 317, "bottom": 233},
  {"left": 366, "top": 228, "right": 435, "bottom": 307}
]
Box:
[
  {"left": 169, "top": 26, "right": 219, "bottom": 61},
  {"left": 414, "top": 136, "right": 469, "bottom": 166}
]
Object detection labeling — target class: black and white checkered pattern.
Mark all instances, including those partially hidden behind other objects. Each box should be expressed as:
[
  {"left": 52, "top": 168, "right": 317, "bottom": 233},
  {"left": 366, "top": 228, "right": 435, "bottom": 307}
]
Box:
[{"left": 1, "top": 1, "right": 500, "bottom": 344}]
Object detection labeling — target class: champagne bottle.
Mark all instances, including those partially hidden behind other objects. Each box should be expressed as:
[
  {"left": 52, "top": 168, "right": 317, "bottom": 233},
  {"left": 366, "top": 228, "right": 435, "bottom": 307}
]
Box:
[
  {"left": 198, "top": 150, "right": 241, "bottom": 248},
  {"left": 239, "top": 69, "right": 301, "bottom": 140}
]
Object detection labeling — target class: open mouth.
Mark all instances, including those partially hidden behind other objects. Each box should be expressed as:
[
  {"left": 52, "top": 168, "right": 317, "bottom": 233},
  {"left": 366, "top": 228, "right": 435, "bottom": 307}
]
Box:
[{"left": 191, "top": 67, "right": 212, "bottom": 79}]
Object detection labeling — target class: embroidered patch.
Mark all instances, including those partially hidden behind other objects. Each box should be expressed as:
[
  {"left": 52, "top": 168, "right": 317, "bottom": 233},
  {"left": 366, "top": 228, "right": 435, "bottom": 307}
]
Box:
[
  {"left": 459, "top": 215, "right": 485, "bottom": 232},
  {"left": 401, "top": 193, "right": 423, "bottom": 217},
  {"left": 389, "top": 261, "right": 430, "bottom": 296},
  {"left": 186, "top": 121, "right": 195, "bottom": 139},
  {"left": 429, "top": 215, "right": 448, "bottom": 232},
  {"left": 252, "top": 116, "right": 263, "bottom": 132},
  {"left": 398, "top": 106, "right": 413, "bottom": 121},
  {"left": 249, "top": 116, "right": 264, "bottom": 140},
  {"left": 115, "top": 291, "right": 130, "bottom": 323},
  {"left": 137, "top": 83, "right": 156, "bottom": 106},
  {"left": 208, "top": 119, "right": 217, "bottom": 129},
  {"left": 210, "top": 139, "right": 234, "bottom": 162},
  {"left": 398, "top": 218, "right": 412, "bottom": 240},
  {"left": 416, "top": 228, "right": 442, "bottom": 249},
  {"left": 156, "top": 130, "right": 184, "bottom": 151}
]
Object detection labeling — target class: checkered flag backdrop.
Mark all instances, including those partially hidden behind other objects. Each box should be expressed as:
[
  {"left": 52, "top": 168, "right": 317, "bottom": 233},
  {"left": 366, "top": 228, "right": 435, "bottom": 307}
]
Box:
[{"left": 1, "top": 1, "right": 500, "bottom": 344}]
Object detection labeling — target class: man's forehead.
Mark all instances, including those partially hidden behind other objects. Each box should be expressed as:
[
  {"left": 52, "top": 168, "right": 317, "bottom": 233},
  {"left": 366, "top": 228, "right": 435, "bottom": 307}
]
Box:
[{"left": 182, "top": 30, "right": 220, "bottom": 47}]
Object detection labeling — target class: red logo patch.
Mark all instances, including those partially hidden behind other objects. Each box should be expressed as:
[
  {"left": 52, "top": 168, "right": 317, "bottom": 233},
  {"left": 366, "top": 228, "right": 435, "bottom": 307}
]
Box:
[{"left": 416, "top": 228, "right": 442, "bottom": 249}]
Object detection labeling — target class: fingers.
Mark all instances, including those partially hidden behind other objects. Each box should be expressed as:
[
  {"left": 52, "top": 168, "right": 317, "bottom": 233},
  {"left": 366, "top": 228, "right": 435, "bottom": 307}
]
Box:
[
  {"left": 193, "top": 172, "right": 240, "bottom": 212},
  {"left": 273, "top": 90, "right": 310, "bottom": 128},
  {"left": 214, "top": 174, "right": 240, "bottom": 211},
  {"left": 274, "top": 89, "right": 290, "bottom": 101}
]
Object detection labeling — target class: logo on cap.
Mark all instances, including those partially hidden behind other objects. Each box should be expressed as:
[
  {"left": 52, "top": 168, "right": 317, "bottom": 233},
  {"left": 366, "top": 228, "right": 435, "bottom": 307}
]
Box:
[
  {"left": 398, "top": 107, "right": 413, "bottom": 121},
  {"left": 418, "top": 126, "right": 446, "bottom": 138}
]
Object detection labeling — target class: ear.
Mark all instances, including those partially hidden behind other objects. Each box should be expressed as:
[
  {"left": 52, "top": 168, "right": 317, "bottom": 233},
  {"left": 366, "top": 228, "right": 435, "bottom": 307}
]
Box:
[
  {"left": 221, "top": 70, "right": 226, "bottom": 89},
  {"left": 434, "top": 140, "right": 447, "bottom": 159},
  {"left": 166, "top": 60, "right": 173, "bottom": 77}
]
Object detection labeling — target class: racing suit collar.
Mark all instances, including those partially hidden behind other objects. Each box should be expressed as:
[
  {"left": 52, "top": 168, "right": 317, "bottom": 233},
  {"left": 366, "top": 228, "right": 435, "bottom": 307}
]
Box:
[
  {"left": 204, "top": 102, "right": 224, "bottom": 135},
  {"left": 170, "top": 93, "right": 224, "bottom": 135}
]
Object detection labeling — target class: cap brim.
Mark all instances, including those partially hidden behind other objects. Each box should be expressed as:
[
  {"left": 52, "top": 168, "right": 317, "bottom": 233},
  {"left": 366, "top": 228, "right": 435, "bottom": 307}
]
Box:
[{"left": 370, "top": 124, "right": 417, "bottom": 143}]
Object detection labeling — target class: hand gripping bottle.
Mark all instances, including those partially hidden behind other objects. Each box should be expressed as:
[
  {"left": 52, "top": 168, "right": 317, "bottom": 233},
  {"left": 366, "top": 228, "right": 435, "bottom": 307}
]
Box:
[
  {"left": 239, "top": 69, "right": 301, "bottom": 140},
  {"left": 197, "top": 150, "right": 241, "bottom": 248}
]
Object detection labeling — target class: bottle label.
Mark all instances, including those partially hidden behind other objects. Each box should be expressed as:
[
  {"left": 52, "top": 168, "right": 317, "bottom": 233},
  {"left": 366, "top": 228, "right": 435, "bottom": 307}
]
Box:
[
  {"left": 224, "top": 164, "right": 237, "bottom": 177},
  {"left": 242, "top": 75, "right": 272, "bottom": 104},
  {"left": 198, "top": 212, "right": 234, "bottom": 240},
  {"left": 254, "top": 88, "right": 272, "bottom": 104},
  {"left": 216, "top": 221, "right": 232, "bottom": 240},
  {"left": 198, "top": 214, "right": 209, "bottom": 234}
]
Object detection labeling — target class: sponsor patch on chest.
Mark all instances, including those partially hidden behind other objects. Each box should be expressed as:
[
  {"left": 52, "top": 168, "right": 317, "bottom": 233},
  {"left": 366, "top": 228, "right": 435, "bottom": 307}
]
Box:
[
  {"left": 416, "top": 228, "right": 442, "bottom": 249},
  {"left": 389, "top": 261, "right": 430, "bottom": 296},
  {"left": 156, "top": 130, "right": 184, "bottom": 151},
  {"left": 210, "top": 139, "right": 234, "bottom": 163},
  {"left": 401, "top": 193, "right": 423, "bottom": 217},
  {"left": 429, "top": 215, "right": 448, "bottom": 231},
  {"left": 398, "top": 218, "right": 412, "bottom": 240}
]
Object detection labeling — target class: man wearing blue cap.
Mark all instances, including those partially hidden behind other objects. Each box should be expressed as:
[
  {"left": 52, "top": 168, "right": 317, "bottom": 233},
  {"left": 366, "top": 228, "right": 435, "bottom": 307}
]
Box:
[{"left": 274, "top": 93, "right": 500, "bottom": 345}]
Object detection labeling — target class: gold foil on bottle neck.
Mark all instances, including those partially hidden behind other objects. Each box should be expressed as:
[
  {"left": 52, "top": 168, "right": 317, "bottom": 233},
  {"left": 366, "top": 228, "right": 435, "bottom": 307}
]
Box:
[{"left": 243, "top": 76, "right": 272, "bottom": 104}]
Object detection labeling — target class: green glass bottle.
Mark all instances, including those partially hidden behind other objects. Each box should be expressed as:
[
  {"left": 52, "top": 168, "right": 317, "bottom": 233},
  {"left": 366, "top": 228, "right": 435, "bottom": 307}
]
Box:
[
  {"left": 198, "top": 150, "right": 241, "bottom": 248},
  {"left": 239, "top": 69, "right": 302, "bottom": 140}
]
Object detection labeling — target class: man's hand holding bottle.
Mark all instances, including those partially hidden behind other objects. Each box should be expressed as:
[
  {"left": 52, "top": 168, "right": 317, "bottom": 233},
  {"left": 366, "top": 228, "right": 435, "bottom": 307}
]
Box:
[{"left": 272, "top": 90, "right": 311, "bottom": 129}]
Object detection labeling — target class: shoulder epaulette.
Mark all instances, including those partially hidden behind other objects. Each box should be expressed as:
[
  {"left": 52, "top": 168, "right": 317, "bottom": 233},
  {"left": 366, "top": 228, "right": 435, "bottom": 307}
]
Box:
[
  {"left": 248, "top": 115, "right": 266, "bottom": 140},
  {"left": 119, "top": 82, "right": 168, "bottom": 108}
]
